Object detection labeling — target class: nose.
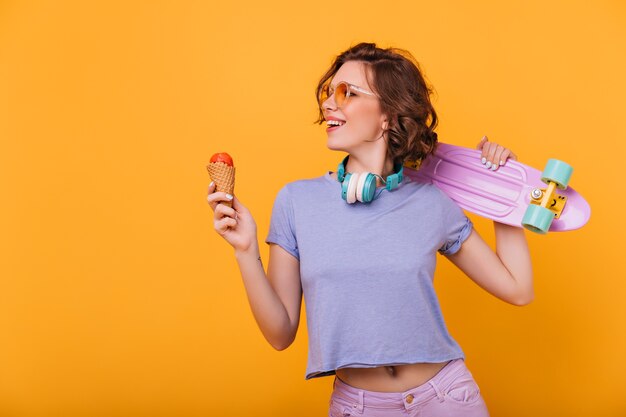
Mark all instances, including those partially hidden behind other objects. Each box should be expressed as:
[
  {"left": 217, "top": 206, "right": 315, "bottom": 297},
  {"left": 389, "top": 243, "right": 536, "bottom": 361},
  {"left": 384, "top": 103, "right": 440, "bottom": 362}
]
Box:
[{"left": 322, "top": 94, "right": 337, "bottom": 111}]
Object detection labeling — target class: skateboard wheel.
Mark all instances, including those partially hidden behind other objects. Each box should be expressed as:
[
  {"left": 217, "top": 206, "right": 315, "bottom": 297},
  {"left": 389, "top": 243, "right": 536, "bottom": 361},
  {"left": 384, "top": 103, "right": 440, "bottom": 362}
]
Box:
[
  {"left": 522, "top": 204, "right": 554, "bottom": 234},
  {"left": 541, "top": 159, "right": 573, "bottom": 189}
]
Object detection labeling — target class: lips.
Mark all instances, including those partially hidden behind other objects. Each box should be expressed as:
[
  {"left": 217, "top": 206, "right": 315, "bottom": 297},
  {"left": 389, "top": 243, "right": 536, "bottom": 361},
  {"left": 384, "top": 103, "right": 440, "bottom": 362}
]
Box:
[
  {"left": 326, "top": 120, "right": 345, "bottom": 127},
  {"left": 325, "top": 117, "right": 346, "bottom": 132}
]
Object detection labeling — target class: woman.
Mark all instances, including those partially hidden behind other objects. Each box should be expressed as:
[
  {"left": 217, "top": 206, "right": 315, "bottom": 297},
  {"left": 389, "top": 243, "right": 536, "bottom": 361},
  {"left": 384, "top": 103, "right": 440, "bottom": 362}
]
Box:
[{"left": 207, "top": 43, "right": 532, "bottom": 417}]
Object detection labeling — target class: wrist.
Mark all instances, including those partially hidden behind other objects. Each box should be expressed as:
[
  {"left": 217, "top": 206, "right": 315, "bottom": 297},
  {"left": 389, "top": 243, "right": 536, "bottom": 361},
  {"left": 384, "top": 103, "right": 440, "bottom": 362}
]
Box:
[{"left": 235, "top": 242, "right": 260, "bottom": 261}]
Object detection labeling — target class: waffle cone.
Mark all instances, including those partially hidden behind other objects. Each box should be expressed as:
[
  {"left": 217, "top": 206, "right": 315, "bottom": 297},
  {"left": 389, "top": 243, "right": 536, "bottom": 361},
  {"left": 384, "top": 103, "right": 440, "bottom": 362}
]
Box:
[{"left": 207, "top": 162, "right": 235, "bottom": 207}]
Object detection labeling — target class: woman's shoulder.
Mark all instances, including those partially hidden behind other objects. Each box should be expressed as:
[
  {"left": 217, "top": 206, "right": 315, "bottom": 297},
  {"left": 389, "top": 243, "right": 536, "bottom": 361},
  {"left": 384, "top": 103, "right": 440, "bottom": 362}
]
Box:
[
  {"left": 402, "top": 179, "right": 458, "bottom": 208},
  {"left": 282, "top": 172, "right": 334, "bottom": 191},
  {"left": 403, "top": 177, "right": 444, "bottom": 196},
  {"left": 273, "top": 173, "right": 334, "bottom": 199}
]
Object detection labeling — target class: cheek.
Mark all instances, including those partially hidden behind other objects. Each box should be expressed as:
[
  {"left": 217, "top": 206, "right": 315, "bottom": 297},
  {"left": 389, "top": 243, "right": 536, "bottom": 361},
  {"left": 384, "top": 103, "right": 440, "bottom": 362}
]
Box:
[
  {"left": 345, "top": 105, "right": 383, "bottom": 136},
  {"left": 352, "top": 113, "right": 382, "bottom": 137}
]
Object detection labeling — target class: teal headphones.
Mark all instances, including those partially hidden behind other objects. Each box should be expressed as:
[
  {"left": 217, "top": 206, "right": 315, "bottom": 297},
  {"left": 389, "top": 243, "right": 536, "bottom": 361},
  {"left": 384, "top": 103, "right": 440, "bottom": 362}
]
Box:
[{"left": 337, "top": 155, "right": 404, "bottom": 204}]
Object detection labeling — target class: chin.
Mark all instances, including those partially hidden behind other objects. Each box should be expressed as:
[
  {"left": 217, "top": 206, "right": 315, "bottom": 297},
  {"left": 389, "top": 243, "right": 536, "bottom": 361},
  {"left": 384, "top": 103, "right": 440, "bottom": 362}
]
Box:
[
  {"left": 326, "top": 144, "right": 345, "bottom": 152},
  {"left": 326, "top": 139, "right": 344, "bottom": 152},
  {"left": 326, "top": 136, "right": 353, "bottom": 153}
]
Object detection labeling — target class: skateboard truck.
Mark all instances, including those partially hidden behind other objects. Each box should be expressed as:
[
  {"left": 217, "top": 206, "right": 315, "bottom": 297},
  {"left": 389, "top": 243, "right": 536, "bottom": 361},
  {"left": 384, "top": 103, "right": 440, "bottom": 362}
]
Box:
[
  {"left": 404, "top": 159, "right": 422, "bottom": 170},
  {"left": 529, "top": 186, "right": 567, "bottom": 219},
  {"left": 522, "top": 159, "right": 573, "bottom": 234}
]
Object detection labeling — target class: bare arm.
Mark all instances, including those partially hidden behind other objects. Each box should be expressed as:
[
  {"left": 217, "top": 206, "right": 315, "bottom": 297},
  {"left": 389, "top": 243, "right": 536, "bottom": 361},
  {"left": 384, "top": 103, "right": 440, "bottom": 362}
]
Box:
[
  {"left": 207, "top": 184, "right": 302, "bottom": 350},
  {"left": 235, "top": 243, "right": 302, "bottom": 350},
  {"left": 447, "top": 136, "right": 533, "bottom": 305},
  {"left": 446, "top": 225, "right": 534, "bottom": 306}
]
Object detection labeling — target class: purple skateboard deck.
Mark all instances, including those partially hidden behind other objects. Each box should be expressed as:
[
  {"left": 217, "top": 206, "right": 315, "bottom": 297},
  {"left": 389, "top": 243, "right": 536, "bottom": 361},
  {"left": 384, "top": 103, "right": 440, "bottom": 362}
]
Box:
[{"left": 403, "top": 143, "right": 591, "bottom": 232}]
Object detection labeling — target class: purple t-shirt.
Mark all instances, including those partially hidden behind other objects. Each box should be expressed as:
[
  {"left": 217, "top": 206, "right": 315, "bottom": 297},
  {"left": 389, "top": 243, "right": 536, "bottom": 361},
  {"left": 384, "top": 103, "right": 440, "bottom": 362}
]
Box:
[{"left": 266, "top": 171, "right": 472, "bottom": 379}]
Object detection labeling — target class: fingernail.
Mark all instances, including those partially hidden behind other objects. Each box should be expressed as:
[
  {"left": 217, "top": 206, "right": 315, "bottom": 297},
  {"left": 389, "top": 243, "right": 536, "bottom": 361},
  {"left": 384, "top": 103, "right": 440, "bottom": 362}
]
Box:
[
  {"left": 226, "top": 194, "right": 233, "bottom": 200},
  {"left": 209, "top": 181, "right": 214, "bottom": 187},
  {"left": 499, "top": 160, "right": 504, "bottom": 166},
  {"left": 486, "top": 161, "right": 492, "bottom": 169},
  {"left": 491, "top": 164, "right": 497, "bottom": 171},
  {"left": 481, "top": 157, "right": 486, "bottom": 164}
]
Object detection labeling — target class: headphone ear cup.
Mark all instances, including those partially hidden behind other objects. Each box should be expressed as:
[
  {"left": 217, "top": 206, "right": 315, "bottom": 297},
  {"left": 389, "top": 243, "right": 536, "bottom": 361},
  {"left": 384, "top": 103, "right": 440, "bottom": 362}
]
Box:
[
  {"left": 361, "top": 173, "right": 378, "bottom": 203},
  {"left": 356, "top": 172, "right": 377, "bottom": 203},
  {"left": 356, "top": 173, "right": 367, "bottom": 202},
  {"left": 346, "top": 173, "right": 359, "bottom": 204},
  {"left": 341, "top": 172, "right": 351, "bottom": 201}
]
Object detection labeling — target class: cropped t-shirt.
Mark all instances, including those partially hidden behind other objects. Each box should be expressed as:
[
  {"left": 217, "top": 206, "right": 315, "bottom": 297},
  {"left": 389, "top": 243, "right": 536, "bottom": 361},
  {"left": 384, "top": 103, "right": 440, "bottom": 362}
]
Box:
[{"left": 265, "top": 172, "right": 473, "bottom": 379}]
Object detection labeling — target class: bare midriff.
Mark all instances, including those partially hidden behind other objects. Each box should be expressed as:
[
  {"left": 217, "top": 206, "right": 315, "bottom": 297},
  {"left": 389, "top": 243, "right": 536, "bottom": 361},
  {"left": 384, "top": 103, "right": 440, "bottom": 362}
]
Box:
[{"left": 335, "top": 361, "right": 450, "bottom": 392}]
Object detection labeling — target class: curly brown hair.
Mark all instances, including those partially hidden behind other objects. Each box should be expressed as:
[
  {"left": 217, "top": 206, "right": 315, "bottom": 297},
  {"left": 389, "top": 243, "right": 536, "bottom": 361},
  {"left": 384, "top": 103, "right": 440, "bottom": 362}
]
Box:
[{"left": 316, "top": 42, "right": 438, "bottom": 165}]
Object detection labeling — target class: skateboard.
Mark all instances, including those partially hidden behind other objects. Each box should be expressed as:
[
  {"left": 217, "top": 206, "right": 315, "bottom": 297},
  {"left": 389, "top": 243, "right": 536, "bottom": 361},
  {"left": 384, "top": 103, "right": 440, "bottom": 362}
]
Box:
[{"left": 403, "top": 143, "right": 591, "bottom": 234}]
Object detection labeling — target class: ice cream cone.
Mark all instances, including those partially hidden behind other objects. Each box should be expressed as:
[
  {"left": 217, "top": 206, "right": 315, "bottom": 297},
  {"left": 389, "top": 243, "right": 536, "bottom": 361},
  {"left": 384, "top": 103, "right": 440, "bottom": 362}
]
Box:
[{"left": 207, "top": 162, "right": 235, "bottom": 207}]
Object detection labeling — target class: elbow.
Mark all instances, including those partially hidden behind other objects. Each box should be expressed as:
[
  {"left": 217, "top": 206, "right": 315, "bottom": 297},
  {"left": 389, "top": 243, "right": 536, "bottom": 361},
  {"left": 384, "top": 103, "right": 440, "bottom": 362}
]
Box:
[
  {"left": 268, "top": 331, "right": 296, "bottom": 351},
  {"left": 510, "top": 291, "right": 535, "bottom": 306},
  {"left": 265, "top": 315, "right": 299, "bottom": 351},
  {"left": 270, "top": 337, "right": 293, "bottom": 351},
  {"left": 272, "top": 342, "right": 290, "bottom": 351}
]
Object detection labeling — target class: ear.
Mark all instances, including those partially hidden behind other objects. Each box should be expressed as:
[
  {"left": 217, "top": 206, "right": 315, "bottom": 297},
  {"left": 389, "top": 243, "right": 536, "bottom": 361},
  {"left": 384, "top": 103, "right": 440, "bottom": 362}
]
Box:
[{"left": 381, "top": 117, "right": 389, "bottom": 131}]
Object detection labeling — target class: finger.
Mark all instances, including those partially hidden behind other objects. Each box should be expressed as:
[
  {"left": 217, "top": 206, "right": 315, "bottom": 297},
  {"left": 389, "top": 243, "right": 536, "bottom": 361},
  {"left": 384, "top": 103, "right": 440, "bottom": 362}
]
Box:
[
  {"left": 207, "top": 181, "right": 215, "bottom": 194},
  {"left": 498, "top": 149, "right": 512, "bottom": 166},
  {"left": 231, "top": 196, "right": 249, "bottom": 218},
  {"left": 207, "top": 192, "right": 234, "bottom": 211},
  {"left": 476, "top": 135, "right": 488, "bottom": 151},
  {"left": 214, "top": 201, "right": 237, "bottom": 220},
  {"left": 214, "top": 216, "right": 237, "bottom": 235},
  {"left": 480, "top": 142, "right": 497, "bottom": 169},
  {"left": 231, "top": 195, "right": 242, "bottom": 211},
  {"left": 491, "top": 145, "right": 506, "bottom": 171},
  {"left": 479, "top": 137, "right": 490, "bottom": 164},
  {"left": 231, "top": 198, "right": 240, "bottom": 220}
]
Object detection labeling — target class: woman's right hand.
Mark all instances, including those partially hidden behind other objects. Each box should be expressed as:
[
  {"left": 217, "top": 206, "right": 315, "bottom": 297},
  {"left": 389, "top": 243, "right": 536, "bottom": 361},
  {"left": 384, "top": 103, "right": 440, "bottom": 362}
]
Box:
[{"left": 207, "top": 182, "right": 258, "bottom": 254}]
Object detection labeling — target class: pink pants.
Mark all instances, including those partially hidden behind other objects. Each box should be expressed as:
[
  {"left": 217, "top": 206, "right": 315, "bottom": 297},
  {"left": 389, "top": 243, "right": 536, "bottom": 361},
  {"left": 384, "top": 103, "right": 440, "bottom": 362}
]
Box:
[{"left": 328, "top": 359, "right": 490, "bottom": 417}]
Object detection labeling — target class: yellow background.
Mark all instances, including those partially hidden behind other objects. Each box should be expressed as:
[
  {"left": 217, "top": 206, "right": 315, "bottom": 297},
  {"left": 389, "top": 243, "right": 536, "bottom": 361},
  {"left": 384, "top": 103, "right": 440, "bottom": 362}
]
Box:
[{"left": 1, "top": 1, "right": 625, "bottom": 416}]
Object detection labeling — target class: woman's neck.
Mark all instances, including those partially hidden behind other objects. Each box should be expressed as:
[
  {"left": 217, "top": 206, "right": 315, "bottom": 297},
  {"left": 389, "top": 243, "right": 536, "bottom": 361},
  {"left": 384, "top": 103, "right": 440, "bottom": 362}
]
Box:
[{"left": 345, "top": 154, "right": 395, "bottom": 186}]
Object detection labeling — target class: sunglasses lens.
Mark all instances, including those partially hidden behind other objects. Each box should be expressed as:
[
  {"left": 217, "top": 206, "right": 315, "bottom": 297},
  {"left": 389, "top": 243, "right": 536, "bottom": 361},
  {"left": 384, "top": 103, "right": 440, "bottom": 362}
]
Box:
[
  {"left": 321, "top": 84, "right": 330, "bottom": 103},
  {"left": 335, "top": 83, "right": 348, "bottom": 107}
]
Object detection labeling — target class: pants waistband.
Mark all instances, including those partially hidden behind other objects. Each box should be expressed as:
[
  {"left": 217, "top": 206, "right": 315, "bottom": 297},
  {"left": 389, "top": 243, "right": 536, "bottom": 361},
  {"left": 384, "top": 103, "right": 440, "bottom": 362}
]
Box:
[{"left": 332, "top": 359, "right": 468, "bottom": 411}]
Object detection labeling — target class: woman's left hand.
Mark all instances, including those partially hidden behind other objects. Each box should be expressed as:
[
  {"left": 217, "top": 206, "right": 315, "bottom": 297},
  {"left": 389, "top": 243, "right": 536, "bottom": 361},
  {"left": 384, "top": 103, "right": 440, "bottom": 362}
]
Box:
[{"left": 476, "top": 135, "right": 517, "bottom": 171}]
